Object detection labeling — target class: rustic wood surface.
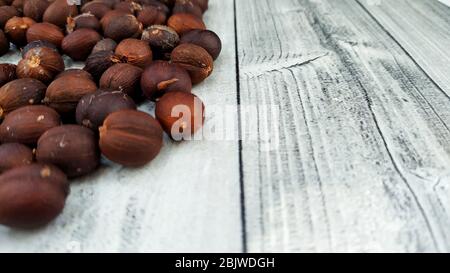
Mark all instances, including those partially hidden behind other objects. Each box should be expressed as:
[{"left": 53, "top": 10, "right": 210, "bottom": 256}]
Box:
[{"left": 1, "top": 0, "right": 450, "bottom": 252}]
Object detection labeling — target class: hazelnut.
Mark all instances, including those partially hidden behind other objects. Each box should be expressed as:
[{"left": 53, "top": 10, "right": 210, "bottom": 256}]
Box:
[
  {"left": 155, "top": 91, "right": 205, "bottom": 140},
  {"left": 4, "top": 17, "right": 36, "bottom": 47},
  {"left": 141, "top": 25, "right": 179, "bottom": 60},
  {"left": 99, "top": 63, "right": 143, "bottom": 98},
  {"left": 180, "top": 29, "right": 222, "bottom": 60},
  {"left": 43, "top": 75, "right": 97, "bottom": 115},
  {"left": 66, "top": 13, "right": 101, "bottom": 34},
  {"left": 0, "top": 30, "right": 9, "bottom": 57},
  {"left": 21, "top": 39, "right": 58, "bottom": 58},
  {"left": 0, "top": 105, "right": 61, "bottom": 145},
  {"left": 91, "top": 38, "right": 117, "bottom": 54},
  {"left": 26, "top": 22, "right": 65, "bottom": 48},
  {"left": 115, "top": 38, "right": 152, "bottom": 68},
  {"left": 114, "top": 1, "right": 142, "bottom": 15},
  {"left": 140, "top": 61, "right": 191, "bottom": 100},
  {"left": 0, "top": 63, "right": 17, "bottom": 86},
  {"left": 0, "top": 78, "right": 46, "bottom": 117},
  {"left": 173, "top": 0, "right": 203, "bottom": 18},
  {"left": 76, "top": 90, "right": 136, "bottom": 130},
  {"left": 83, "top": 50, "right": 124, "bottom": 80},
  {"left": 56, "top": 69, "right": 93, "bottom": 81},
  {"left": 43, "top": 0, "right": 78, "bottom": 28},
  {"left": 167, "top": 13, "right": 206, "bottom": 35},
  {"left": 62, "top": 29, "right": 102, "bottom": 61},
  {"left": 17, "top": 47, "right": 65, "bottom": 84},
  {"left": 99, "top": 110, "right": 163, "bottom": 167},
  {"left": 171, "top": 43, "right": 213, "bottom": 84},
  {"left": 81, "top": 1, "right": 111, "bottom": 19},
  {"left": 103, "top": 14, "right": 143, "bottom": 42},
  {"left": 136, "top": 5, "right": 167, "bottom": 27},
  {"left": 0, "top": 6, "right": 19, "bottom": 29},
  {"left": 36, "top": 125, "right": 100, "bottom": 177},
  {"left": 0, "top": 163, "right": 69, "bottom": 229},
  {"left": 23, "top": 0, "right": 50, "bottom": 22},
  {"left": 0, "top": 143, "right": 33, "bottom": 173}
]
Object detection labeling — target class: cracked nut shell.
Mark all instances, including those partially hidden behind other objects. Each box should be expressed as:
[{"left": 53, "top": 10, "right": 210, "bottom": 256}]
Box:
[
  {"left": 0, "top": 143, "right": 33, "bottom": 173},
  {"left": 171, "top": 43, "right": 213, "bottom": 84},
  {"left": 0, "top": 78, "right": 46, "bottom": 118}
]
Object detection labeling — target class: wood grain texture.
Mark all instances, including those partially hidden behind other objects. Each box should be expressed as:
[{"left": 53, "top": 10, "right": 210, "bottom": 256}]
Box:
[
  {"left": 235, "top": 0, "right": 450, "bottom": 252},
  {"left": 0, "top": 0, "right": 242, "bottom": 253}
]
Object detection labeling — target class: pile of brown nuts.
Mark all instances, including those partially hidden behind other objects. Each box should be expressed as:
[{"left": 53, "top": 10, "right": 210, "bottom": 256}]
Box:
[{"left": 0, "top": 0, "right": 220, "bottom": 229}]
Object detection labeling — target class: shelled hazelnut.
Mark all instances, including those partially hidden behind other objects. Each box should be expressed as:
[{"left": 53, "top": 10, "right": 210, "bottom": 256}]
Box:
[
  {"left": 0, "top": 63, "right": 17, "bottom": 86},
  {"left": 23, "top": 0, "right": 50, "bottom": 22},
  {"left": 141, "top": 25, "right": 179, "bottom": 60},
  {"left": 43, "top": 0, "right": 78, "bottom": 28},
  {"left": 0, "top": 78, "right": 46, "bottom": 117},
  {"left": 16, "top": 47, "right": 65, "bottom": 84},
  {"left": 0, "top": 30, "right": 9, "bottom": 57},
  {"left": 62, "top": 29, "right": 102, "bottom": 61},
  {"left": 115, "top": 38, "right": 152, "bottom": 68},
  {"left": 167, "top": 13, "right": 206, "bottom": 35},
  {"left": 100, "top": 63, "right": 143, "bottom": 99},
  {"left": 171, "top": 43, "right": 213, "bottom": 84},
  {"left": 180, "top": 29, "right": 222, "bottom": 60},
  {"left": 4, "top": 17, "right": 36, "bottom": 47},
  {"left": 0, "top": 143, "right": 33, "bottom": 173},
  {"left": 26, "top": 22, "right": 65, "bottom": 48},
  {"left": 66, "top": 13, "right": 101, "bottom": 34}
]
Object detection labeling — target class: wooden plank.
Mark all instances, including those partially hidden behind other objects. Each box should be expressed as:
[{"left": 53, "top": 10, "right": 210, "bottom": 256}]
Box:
[
  {"left": 235, "top": 0, "right": 450, "bottom": 252},
  {"left": 0, "top": 0, "right": 242, "bottom": 252}
]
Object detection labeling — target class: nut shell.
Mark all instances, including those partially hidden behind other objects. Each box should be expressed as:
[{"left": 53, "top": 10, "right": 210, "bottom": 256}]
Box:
[
  {"left": 91, "top": 38, "right": 117, "bottom": 54},
  {"left": 43, "top": 0, "right": 78, "bottom": 28},
  {"left": 0, "top": 30, "right": 9, "bottom": 56},
  {"left": 62, "top": 29, "right": 102, "bottom": 61},
  {"left": 100, "top": 63, "right": 143, "bottom": 98},
  {"left": 66, "top": 13, "right": 101, "bottom": 33},
  {"left": 4, "top": 16, "right": 36, "bottom": 47},
  {"left": 22, "top": 40, "right": 58, "bottom": 58},
  {"left": 36, "top": 125, "right": 100, "bottom": 177},
  {"left": 180, "top": 29, "right": 222, "bottom": 60},
  {"left": 0, "top": 63, "right": 17, "bottom": 86},
  {"left": 0, "top": 78, "right": 46, "bottom": 117},
  {"left": 141, "top": 25, "right": 179, "bottom": 60},
  {"left": 171, "top": 43, "right": 213, "bottom": 84},
  {"left": 0, "top": 6, "right": 20, "bottom": 29},
  {"left": 0, "top": 143, "right": 33, "bottom": 173},
  {"left": 0, "top": 163, "right": 69, "bottom": 229},
  {"left": 81, "top": 1, "right": 111, "bottom": 19},
  {"left": 173, "top": 0, "right": 203, "bottom": 18},
  {"left": 56, "top": 69, "right": 93, "bottom": 81},
  {"left": 103, "top": 14, "right": 143, "bottom": 42},
  {"left": 17, "top": 47, "right": 65, "bottom": 84},
  {"left": 23, "top": 0, "right": 50, "bottom": 22},
  {"left": 167, "top": 13, "right": 205, "bottom": 35},
  {"left": 115, "top": 38, "right": 152, "bottom": 68},
  {"left": 136, "top": 5, "right": 166, "bottom": 27},
  {"left": 99, "top": 110, "right": 163, "bottom": 167},
  {"left": 26, "top": 22, "right": 65, "bottom": 48},
  {"left": 83, "top": 50, "right": 124, "bottom": 80}
]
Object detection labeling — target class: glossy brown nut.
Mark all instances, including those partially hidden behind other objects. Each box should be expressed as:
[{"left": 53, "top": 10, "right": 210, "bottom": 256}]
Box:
[
  {"left": 81, "top": 1, "right": 111, "bottom": 19},
  {"left": 99, "top": 110, "right": 163, "bottom": 167},
  {"left": 62, "top": 29, "right": 102, "bottom": 61},
  {"left": 0, "top": 63, "right": 17, "bottom": 86},
  {"left": 95, "top": 0, "right": 120, "bottom": 8},
  {"left": 167, "top": 13, "right": 205, "bottom": 35},
  {"left": 140, "top": 61, "right": 191, "bottom": 100},
  {"left": 43, "top": 75, "right": 97, "bottom": 115},
  {"left": 171, "top": 43, "right": 213, "bottom": 84},
  {"left": 0, "top": 163, "right": 69, "bottom": 229},
  {"left": 100, "top": 9, "right": 127, "bottom": 30},
  {"left": 0, "top": 30, "right": 9, "bottom": 56},
  {"left": 0, "top": 78, "right": 46, "bottom": 117},
  {"left": 103, "top": 14, "right": 143, "bottom": 42},
  {"left": 0, "top": 6, "right": 20, "bottom": 29},
  {"left": 114, "top": 1, "right": 142, "bottom": 15},
  {"left": 23, "top": 0, "right": 50, "bottom": 22},
  {"left": 43, "top": 0, "right": 78, "bottom": 28},
  {"left": 91, "top": 38, "right": 117, "bottom": 54},
  {"left": 56, "top": 69, "right": 93, "bottom": 81},
  {"left": 141, "top": 25, "right": 179, "bottom": 60},
  {"left": 180, "top": 29, "right": 222, "bottom": 60},
  {"left": 21, "top": 40, "right": 58, "bottom": 58},
  {"left": 4, "top": 17, "right": 36, "bottom": 47},
  {"left": 115, "top": 38, "right": 152, "bottom": 68},
  {"left": 136, "top": 5, "right": 167, "bottom": 27},
  {"left": 36, "top": 125, "right": 100, "bottom": 178},
  {"left": 172, "top": 0, "right": 203, "bottom": 18},
  {"left": 0, "top": 143, "right": 33, "bottom": 173},
  {"left": 99, "top": 63, "right": 143, "bottom": 98},
  {"left": 155, "top": 91, "right": 204, "bottom": 141},
  {"left": 66, "top": 13, "right": 101, "bottom": 34},
  {"left": 83, "top": 50, "right": 124, "bottom": 80},
  {"left": 11, "top": 0, "right": 24, "bottom": 11},
  {"left": 16, "top": 47, "right": 65, "bottom": 84},
  {"left": 192, "top": 0, "right": 208, "bottom": 11},
  {"left": 26, "top": 22, "right": 65, "bottom": 48},
  {"left": 76, "top": 90, "right": 136, "bottom": 130}
]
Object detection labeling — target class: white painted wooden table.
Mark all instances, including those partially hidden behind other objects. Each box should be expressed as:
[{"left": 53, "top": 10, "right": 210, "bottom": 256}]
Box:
[{"left": 1, "top": 0, "right": 450, "bottom": 253}]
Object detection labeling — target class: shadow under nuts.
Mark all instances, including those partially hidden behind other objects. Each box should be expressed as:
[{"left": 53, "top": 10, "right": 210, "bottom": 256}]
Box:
[
  {"left": 171, "top": 43, "right": 213, "bottom": 84},
  {"left": 99, "top": 110, "right": 163, "bottom": 167},
  {"left": 100, "top": 63, "right": 143, "bottom": 99},
  {"left": 17, "top": 47, "right": 65, "bottom": 84},
  {"left": 0, "top": 163, "right": 69, "bottom": 229},
  {"left": 62, "top": 29, "right": 102, "bottom": 61},
  {"left": 0, "top": 30, "right": 9, "bottom": 57},
  {"left": 36, "top": 125, "right": 100, "bottom": 178},
  {"left": 0, "top": 78, "right": 46, "bottom": 118},
  {"left": 0, "top": 143, "right": 33, "bottom": 173},
  {"left": 0, "top": 105, "right": 61, "bottom": 145}
]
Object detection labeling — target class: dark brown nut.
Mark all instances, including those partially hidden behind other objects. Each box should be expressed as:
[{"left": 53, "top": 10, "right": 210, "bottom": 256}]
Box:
[
  {"left": 0, "top": 30, "right": 9, "bottom": 57},
  {"left": 21, "top": 40, "right": 58, "bottom": 58},
  {"left": 155, "top": 91, "right": 204, "bottom": 140},
  {"left": 81, "top": 1, "right": 111, "bottom": 19},
  {"left": 4, "top": 17, "right": 36, "bottom": 47},
  {"left": 192, "top": 0, "right": 208, "bottom": 12},
  {"left": 0, "top": 63, "right": 17, "bottom": 86},
  {"left": 11, "top": 0, "right": 24, "bottom": 12},
  {"left": 0, "top": 163, "right": 69, "bottom": 229},
  {"left": 167, "top": 13, "right": 205, "bottom": 36},
  {"left": 56, "top": 69, "right": 93, "bottom": 81},
  {"left": 0, "top": 105, "right": 61, "bottom": 145},
  {"left": 17, "top": 47, "right": 65, "bottom": 84},
  {"left": 0, "top": 6, "right": 20, "bottom": 29},
  {"left": 0, "top": 78, "right": 46, "bottom": 118},
  {"left": 91, "top": 38, "right": 117, "bottom": 54},
  {"left": 62, "top": 29, "right": 102, "bottom": 61},
  {"left": 139, "top": 0, "right": 171, "bottom": 12},
  {"left": 115, "top": 38, "right": 152, "bottom": 68},
  {"left": 141, "top": 25, "right": 179, "bottom": 60},
  {"left": 36, "top": 125, "right": 100, "bottom": 177},
  {"left": 95, "top": 0, "right": 120, "bottom": 8},
  {"left": 66, "top": 13, "right": 101, "bottom": 34},
  {"left": 99, "top": 9, "right": 127, "bottom": 30},
  {"left": 76, "top": 90, "right": 136, "bottom": 130},
  {"left": 103, "top": 14, "right": 143, "bottom": 42},
  {"left": 0, "top": 143, "right": 33, "bottom": 173},
  {"left": 43, "top": 75, "right": 97, "bottom": 115},
  {"left": 140, "top": 61, "right": 191, "bottom": 100},
  {"left": 99, "top": 110, "right": 163, "bottom": 167},
  {"left": 83, "top": 50, "right": 124, "bottom": 80},
  {"left": 26, "top": 22, "right": 65, "bottom": 48},
  {"left": 99, "top": 63, "right": 143, "bottom": 99},
  {"left": 180, "top": 29, "right": 222, "bottom": 60},
  {"left": 43, "top": 0, "right": 78, "bottom": 28},
  {"left": 171, "top": 43, "right": 213, "bottom": 84},
  {"left": 136, "top": 5, "right": 166, "bottom": 27},
  {"left": 173, "top": 0, "right": 203, "bottom": 18},
  {"left": 114, "top": 1, "right": 142, "bottom": 15},
  {"left": 23, "top": 0, "right": 50, "bottom": 22}
]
